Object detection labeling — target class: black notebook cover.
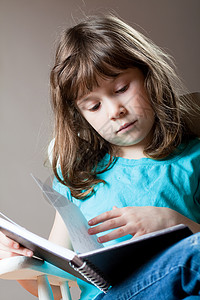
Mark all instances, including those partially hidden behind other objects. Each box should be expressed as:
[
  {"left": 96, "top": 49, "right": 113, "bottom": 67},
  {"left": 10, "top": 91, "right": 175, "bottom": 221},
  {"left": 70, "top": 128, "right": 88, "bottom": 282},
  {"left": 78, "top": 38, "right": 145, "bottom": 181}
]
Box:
[{"left": 80, "top": 224, "right": 192, "bottom": 285}]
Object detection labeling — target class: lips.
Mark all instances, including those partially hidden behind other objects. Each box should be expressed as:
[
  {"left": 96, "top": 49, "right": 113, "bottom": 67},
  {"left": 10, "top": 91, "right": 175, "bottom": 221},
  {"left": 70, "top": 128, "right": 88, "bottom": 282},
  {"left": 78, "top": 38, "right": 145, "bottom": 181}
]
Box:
[{"left": 117, "top": 121, "right": 137, "bottom": 133}]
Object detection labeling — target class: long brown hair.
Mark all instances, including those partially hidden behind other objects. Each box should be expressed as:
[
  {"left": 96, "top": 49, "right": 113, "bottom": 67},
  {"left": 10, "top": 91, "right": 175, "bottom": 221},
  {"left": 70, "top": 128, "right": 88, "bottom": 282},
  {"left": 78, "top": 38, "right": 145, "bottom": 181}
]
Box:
[{"left": 50, "top": 14, "right": 198, "bottom": 199}]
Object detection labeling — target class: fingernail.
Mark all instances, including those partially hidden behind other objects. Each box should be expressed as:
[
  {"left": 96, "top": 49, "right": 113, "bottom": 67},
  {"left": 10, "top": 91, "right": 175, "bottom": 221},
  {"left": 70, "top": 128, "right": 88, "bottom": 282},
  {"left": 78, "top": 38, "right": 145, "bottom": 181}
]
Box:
[
  {"left": 13, "top": 243, "right": 19, "bottom": 249},
  {"left": 26, "top": 250, "right": 33, "bottom": 257},
  {"left": 88, "top": 228, "right": 93, "bottom": 234},
  {"left": 97, "top": 237, "right": 103, "bottom": 243},
  {"left": 88, "top": 220, "right": 93, "bottom": 225}
]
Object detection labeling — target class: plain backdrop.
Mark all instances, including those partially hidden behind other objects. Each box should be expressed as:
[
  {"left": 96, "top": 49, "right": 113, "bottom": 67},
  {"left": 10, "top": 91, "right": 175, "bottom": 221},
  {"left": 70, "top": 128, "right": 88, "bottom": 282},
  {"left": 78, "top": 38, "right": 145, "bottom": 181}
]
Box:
[{"left": 0, "top": 0, "right": 200, "bottom": 299}]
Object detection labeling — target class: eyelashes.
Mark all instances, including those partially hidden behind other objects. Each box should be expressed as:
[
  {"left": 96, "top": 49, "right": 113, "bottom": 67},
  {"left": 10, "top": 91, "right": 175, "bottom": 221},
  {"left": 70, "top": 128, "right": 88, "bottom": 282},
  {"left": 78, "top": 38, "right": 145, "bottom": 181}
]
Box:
[
  {"left": 89, "top": 102, "right": 101, "bottom": 111},
  {"left": 115, "top": 84, "right": 129, "bottom": 94},
  {"left": 88, "top": 84, "right": 129, "bottom": 112}
]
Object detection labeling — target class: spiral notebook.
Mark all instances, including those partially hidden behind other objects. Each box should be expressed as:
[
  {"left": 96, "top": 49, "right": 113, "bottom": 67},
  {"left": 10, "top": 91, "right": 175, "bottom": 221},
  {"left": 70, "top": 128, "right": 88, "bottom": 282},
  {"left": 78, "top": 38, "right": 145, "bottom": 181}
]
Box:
[{"left": 0, "top": 177, "right": 193, "bottom": 293}]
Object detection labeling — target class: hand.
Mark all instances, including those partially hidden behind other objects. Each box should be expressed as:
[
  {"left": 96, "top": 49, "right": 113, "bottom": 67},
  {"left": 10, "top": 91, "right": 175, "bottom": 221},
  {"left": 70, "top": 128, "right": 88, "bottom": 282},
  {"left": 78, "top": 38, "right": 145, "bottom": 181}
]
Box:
[
  {"left": 88, "top": 206, "right": 199, "bottom": 243},
  {"left": 0, "top": 231, "right": 33, "bottom": 259}
]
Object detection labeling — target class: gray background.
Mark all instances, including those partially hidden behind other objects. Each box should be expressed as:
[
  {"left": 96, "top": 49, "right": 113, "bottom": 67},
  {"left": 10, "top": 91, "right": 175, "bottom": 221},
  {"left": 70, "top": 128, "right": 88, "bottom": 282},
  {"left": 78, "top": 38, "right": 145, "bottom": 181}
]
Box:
[{"left": 0, "top": 0, "right": 199, "bottom": 299}]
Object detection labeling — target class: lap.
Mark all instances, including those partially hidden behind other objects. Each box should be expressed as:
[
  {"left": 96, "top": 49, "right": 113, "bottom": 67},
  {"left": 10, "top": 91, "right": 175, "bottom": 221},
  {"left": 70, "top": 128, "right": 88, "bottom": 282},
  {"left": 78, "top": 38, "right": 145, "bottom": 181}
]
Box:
[{"left": 95, "top": 233, "right": 200, "bottom": 300}]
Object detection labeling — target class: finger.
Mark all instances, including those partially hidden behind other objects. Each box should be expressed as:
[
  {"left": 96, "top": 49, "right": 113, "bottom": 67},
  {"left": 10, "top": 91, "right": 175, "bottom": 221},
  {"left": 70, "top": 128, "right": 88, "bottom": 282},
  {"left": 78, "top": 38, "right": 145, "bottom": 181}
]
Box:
[
  {"left": 15, "top": 248, "right": 33, "bottom": 257},
  {"left": 88, "top": 217, "right": 125, "bottom": 235},
  {"left": 0, "top": 231, "right": 19, "bottom": 249},
  {"left": 0, "top": 249, "right": 25, "bottom": 259},
  {"left": 88, "top": 209, "right": 121, "bottom": 226},
  {"left": 97, "top": 225, "right": 130, "bottom": 243},
  {"left": 0, "top": 243, "right": 33, "bottom": 257},
  {"left": 132, "top": 230, "right": 148, "bottom": 239}
]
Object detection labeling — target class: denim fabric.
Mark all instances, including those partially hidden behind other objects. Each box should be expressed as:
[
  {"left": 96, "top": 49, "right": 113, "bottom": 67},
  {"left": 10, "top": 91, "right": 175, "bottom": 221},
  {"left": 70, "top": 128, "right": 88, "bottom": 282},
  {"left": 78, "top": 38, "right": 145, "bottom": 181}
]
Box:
[{"left": 95, "top": 233, "right": 200, "bottom": 300}]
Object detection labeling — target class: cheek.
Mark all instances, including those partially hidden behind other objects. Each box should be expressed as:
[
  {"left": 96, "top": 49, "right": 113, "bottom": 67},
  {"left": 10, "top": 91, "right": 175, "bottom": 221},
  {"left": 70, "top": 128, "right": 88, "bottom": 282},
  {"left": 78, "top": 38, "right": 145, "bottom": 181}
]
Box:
[
  {"left": 83, "top": 114, "right": 105, "bottom": 135},
  {"left": 97, "top": 123, "right": 113, "bottom": 140},
  {"left": 90, "top": 117, "right": 114, "bottom": 141}
]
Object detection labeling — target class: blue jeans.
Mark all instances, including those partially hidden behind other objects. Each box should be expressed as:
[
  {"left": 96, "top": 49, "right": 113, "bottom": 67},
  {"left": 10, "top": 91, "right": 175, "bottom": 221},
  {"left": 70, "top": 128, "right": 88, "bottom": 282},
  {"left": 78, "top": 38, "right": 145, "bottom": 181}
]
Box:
[{"left": 95, "top": 233, "right": 200, "bottom": 300}]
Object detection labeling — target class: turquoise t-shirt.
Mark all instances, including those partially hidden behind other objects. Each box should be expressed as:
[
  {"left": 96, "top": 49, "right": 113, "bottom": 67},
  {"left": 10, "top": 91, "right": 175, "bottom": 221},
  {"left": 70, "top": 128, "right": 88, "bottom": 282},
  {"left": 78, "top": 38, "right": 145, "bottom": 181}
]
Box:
[{"left": 53, "top": 138, "right": 200, "bottom": 299}]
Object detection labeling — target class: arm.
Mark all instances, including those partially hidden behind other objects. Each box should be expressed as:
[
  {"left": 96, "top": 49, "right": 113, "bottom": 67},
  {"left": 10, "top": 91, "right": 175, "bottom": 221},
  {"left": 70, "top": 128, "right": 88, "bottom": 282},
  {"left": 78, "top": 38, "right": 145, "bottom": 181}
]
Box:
[
  {"left": 48, "top": 211, "right": 72, "bottom": 249},
  {"left": 88, "top": 206, "right": 200, "bottom": 243}
]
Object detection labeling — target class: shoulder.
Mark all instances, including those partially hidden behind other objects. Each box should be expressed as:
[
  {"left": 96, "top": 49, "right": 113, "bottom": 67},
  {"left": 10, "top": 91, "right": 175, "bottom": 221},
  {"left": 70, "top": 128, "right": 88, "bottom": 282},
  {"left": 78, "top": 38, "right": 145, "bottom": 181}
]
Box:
[
  {"left": 172, "top": 138, "right": 200, "bottom": 170},
  {"left": 182, "top": 138, "right": 200, "bottom": 157},
  {"left": 53, "top": 176, "right": 72, "bottom": 201}
]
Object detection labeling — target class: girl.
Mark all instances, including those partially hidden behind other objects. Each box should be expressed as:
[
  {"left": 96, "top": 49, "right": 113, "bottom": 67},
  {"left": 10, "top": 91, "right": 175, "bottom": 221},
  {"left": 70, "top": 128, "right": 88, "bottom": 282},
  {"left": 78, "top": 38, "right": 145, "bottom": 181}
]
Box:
[{"left": 1, "top": 14, "right": 200, "bottom": 300}]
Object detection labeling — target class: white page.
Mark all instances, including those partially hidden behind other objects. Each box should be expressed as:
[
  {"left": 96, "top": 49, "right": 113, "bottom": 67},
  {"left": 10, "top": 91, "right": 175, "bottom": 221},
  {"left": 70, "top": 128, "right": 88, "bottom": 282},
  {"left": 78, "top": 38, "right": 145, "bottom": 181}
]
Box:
[
  {"left": 0, "top": 217, "right": 76, "bottom": 262},
  {"left": 0, "top": 212, "right": 21, "bottom": 227},
  {"left": 32, "top": 175, "right": 103, "bottom": 253}
]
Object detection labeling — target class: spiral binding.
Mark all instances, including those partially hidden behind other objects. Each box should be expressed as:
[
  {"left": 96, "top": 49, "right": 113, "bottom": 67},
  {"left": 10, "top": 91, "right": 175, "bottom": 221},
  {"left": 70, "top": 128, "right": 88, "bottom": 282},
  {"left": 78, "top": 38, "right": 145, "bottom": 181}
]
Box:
[{"left": 69, "top": 260, "right": 110, "bottom": 293}]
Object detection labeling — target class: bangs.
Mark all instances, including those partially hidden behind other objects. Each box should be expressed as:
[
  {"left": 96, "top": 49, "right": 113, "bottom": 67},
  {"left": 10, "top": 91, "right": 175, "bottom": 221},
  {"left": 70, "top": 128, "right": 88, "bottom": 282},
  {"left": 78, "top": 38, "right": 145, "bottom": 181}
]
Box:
[
  {"left": 60, "top": 37, "right": 142, "bottom": 103},
  {"left": 65, "top": 53, "right": 130, "bottom": 103},
  {"left": 56, "top": 17, "right": 148, "bottom": 105}
]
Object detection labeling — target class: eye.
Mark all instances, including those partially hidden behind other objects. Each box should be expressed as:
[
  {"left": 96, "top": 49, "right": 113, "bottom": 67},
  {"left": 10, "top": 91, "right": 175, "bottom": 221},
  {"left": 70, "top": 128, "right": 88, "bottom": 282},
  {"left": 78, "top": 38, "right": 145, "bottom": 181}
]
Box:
[
  {"left": 115, "top": 84, "right": 129, "bottom": 94},
  {"left": 89, "top": 102, "right": 101, "bottom": 111}
]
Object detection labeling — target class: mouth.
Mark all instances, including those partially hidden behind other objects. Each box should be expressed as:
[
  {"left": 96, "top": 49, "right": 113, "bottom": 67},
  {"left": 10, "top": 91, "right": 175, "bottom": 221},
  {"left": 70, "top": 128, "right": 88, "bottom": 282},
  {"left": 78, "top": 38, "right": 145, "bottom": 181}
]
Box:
[{"left": 117, "top": 121, "right": 137, "bottom": 133}]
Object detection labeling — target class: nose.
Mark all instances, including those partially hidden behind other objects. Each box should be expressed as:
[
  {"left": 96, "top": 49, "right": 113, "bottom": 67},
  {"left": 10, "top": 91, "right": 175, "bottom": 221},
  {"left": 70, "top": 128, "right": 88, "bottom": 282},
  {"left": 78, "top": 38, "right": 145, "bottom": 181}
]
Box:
[{"left": 107, "top": 100, "right": 127, "bottom": 120}]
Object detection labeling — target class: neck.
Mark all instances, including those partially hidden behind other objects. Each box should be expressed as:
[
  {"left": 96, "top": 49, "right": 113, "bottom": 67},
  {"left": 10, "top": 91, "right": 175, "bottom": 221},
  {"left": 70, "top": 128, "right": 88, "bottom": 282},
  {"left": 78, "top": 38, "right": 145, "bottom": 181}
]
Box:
[
  {"left": 115, "top": 130, "right": 154, "bottom": 159},
  {"left": 116, "top": 145, "right": 147, "bottom": 159},
  {"left": 115, "top": 135, "right": 152, "bottom": 159}
]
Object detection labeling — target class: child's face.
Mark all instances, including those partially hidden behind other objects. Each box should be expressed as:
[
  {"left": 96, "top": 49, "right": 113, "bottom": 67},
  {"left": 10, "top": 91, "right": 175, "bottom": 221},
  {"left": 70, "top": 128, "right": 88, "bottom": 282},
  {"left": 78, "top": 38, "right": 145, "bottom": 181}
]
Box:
[{"left": 76, "top": 68, "right": 155, "bottom": 157}]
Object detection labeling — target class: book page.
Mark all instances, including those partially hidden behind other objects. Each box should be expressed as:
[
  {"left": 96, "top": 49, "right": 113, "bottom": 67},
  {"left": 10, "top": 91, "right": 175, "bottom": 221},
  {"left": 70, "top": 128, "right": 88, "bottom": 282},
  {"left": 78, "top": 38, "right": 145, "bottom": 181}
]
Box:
[
  {"left": 0, "top": 217, "right": 87, "bottom": 281},
  {"left": 32, "top": 175, "right": 103, "bottom": 253},
  {"left": 0, "top": 212, "right": 20, "bottom": 227}
]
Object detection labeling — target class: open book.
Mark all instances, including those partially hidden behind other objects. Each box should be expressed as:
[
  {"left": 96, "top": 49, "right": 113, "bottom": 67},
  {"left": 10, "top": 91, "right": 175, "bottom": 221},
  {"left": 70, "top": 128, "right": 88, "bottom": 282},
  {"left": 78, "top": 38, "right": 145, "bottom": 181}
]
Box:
[{"left": 0, "top": 177, "right": 193, "bottom": 293}]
